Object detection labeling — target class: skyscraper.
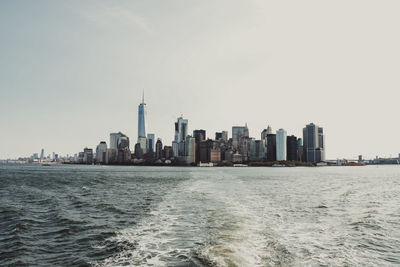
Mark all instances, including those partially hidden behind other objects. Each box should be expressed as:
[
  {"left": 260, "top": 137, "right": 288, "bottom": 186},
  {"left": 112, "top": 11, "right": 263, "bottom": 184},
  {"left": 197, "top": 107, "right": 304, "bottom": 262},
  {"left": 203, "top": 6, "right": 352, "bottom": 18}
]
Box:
[
  {"left": 193, "top": 130, "right": 206, "bottom": 143},
  {"left": 175, "top": 116, "right": 188, "bottom": 143},
  {"left": 138, "top": 92, "right": 146, "bottom": 141},
  {"left": 40, "top": 149, "right": 44, "bottom": 160},
  {"left": 286, "top": 135, "right": 298, "bottom": 161},
  {"left": 266, "top": 134, "right": 276, "bottom": 161},
  {"left": 232, "top": 124, "right": 249, "bottom": 150},
  {"left": 96, "top": 141, "right": 107, "bottom": 164},
  {"left": 303, "top": 123, "right": 325, "bottom": 162},
  {"left": 193, "top": 129, "right": 206, "bottom": 163},
  {"left": 147, "top": 133, "right": 155, "bottom": 153},
  {"left": 276, "top": 129, "right": 287, "bottom": 161},
  {"left": 185, "top": 136, "right": 196, "bottom": 164},
  {"left": 261, "top": 125, "right": 273, "bottom": 140},
  {"left": 110, "top": 132, "right": 124, "bottom": 149},
  {"left": 155, "top": 138, "right": 163, "bottom": 159}
]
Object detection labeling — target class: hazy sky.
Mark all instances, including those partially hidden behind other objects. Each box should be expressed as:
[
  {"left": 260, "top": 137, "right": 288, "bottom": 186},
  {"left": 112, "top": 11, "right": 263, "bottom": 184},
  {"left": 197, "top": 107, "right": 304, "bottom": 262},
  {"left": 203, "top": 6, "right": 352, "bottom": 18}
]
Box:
[{"left": 1, "top": 1, "right": 399, "bottom": 160}]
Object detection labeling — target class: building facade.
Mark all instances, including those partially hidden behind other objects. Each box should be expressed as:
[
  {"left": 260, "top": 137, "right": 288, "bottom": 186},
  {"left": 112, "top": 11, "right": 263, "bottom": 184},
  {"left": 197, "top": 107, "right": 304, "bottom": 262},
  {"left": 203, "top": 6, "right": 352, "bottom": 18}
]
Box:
[
  {"left": 155, "top": 138, "right": 163, "bottom": 159},
  {"left": 303, "top": 123, "right": 325, "bottom": 162},
  {"left": 147, "top": 133, "right": 155, "bottom": 154},
  {"left": 266, "top": 134, "right": 276, "bottom": 161},
  {"left": 96, "top": 141, "right": 107, "bottom": 164},
  {"left": 138, "top": 94, "right": 146, "bottom": 141},
  {"left": 286, "top": 135, "right": 297, "bottom": 161},
  {"left": 232, "top": 125, "right": 249, "bottom": 150},
  {"left": 276, "top": 129, "right": 287, "bottom": 161}
]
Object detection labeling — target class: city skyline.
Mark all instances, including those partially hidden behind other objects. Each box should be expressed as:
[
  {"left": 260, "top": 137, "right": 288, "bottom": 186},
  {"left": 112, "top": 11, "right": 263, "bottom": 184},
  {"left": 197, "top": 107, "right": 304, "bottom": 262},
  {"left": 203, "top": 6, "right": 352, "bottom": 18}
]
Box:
[
  {"left": 1, "top": 1, "right": 400, "bottom": 159},
  {"left": 0, "top": 93, "right": 396, "bottom": 161}
]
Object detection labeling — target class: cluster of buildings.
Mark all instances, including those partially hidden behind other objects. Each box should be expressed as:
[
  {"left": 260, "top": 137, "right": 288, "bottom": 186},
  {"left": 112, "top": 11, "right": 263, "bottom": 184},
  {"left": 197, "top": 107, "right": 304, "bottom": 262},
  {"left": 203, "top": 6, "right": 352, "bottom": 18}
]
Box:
[
  {"left": 76, "top": 95, "right": 326, "bottom": 165},
  {"left": 5, "top": 96, "right": 399, "bottom": 166}
]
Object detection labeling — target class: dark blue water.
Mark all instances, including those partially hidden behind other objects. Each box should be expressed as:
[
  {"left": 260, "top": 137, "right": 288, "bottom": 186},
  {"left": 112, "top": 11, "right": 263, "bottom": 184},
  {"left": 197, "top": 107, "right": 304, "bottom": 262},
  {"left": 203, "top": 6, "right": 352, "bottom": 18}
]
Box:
[{"left": 1, "top": 164, "right": 399, "bottom": 266}]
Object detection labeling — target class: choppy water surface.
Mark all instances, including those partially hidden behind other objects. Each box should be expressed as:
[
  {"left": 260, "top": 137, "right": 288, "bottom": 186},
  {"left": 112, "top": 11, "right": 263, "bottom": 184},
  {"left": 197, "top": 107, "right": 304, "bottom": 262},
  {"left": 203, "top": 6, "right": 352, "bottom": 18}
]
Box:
[{"left": 0, "top": 164, "right": 399, "bottom": 266}]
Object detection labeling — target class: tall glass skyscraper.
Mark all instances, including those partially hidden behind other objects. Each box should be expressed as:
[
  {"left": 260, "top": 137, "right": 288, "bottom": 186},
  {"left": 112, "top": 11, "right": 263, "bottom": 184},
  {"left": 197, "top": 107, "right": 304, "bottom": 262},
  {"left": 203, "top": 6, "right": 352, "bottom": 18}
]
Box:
[
  {"left": 276, "top": 129, "right": 287, "bottom": 161},
  {"left": 138, "top": 93, "right": 146, "bottom": 141}
]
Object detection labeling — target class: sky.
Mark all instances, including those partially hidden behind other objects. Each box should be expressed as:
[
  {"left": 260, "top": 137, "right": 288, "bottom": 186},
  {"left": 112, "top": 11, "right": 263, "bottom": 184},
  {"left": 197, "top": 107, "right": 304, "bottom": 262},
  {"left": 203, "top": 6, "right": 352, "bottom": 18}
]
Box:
[{"left": 0, "top": 0, "right": 399, "bottom": 160}]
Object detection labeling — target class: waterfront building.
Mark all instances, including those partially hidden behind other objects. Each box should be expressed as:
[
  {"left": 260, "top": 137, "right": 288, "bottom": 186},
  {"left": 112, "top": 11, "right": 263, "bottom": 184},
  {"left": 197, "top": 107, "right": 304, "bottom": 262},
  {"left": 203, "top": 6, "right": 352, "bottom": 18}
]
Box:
[
  {"left": 287, "top": 135, "right": 298, "bottom": 161},
  {"left": 193, "top": 130, "right": 206, "bottom": 142},
  {"left": 106, "top": 148, "right": 118, "bottom": 164},
  {"left": 117, "top": 136, "right": 129, "bottom": 150},
  {"left": 318, "top": 127, "right": 325, "bottom": 161},
  {"left": 216, "top": 131, "right": 228, "bottom": 142},
  {"left": 193, "top": 129, "right": 206, "bottom": 163},
  {"left": 172, "top": 141, "right": 179, "bottom": 157},
  {"left": 117, "top": 148, "right": 131, "bottom": 164},
  {"left": 238, "top": 136, "right": 252, "bottom": 162},
  {"left": 297, "top": 138, "right": 304, "bottom": 161},
  {"left": 225, "top": 150, "right": 234, "bottom": 162},
  {"left": 138, "top": 92, "right": 146, "bottom": 141},
  {"left": 147, "top": 133, "right": 155, "bottom": 153},
  {"left": 138, "top": 136, "right": 147, "bottom": 154},
  {"left": 210, "top": 148, "right": 221, "bottom": 163},
  {"left": 175, "top": 116, "right": 188, "bottom": 143},
  {"left": 96, "top": 141, "right": 107, "bottom": 164},
  {"left": 178, "top": 141, "right": 186, "bottom": 160},
  {"left": 163, "top": 146, "right": 173, "bottom": 159},
  {"left": 250, "top": 139, "right": 265, "bottom": 161},
  {"left": 222, "top": 131, "right": 228, "bottom": 141},
  {"left": 199, "top": 139, "right": 214, "bottom": 163},
  {"left": 110, "top": 132, "right": 124, "bottom": 149},
  {"left": 233, "top": 152, "right": 243, "bottom": 163},
  {"left": 40, "top": 149, "right": 44, "bottom": 160},
  {"left": 276, "top": 129, "right": 287, "bottom": 161},
  {"left": 185, "top": 136, "right": 196, "bottom": 164},
  {"left": 261, "top": 125, "right": 273, "bottom": 140},
  {"left": 83, "top": 148, "right": 93, "bottom": 164},
  {"left": 266, "top": 134, "right": 276, "bottom": 161},
  {"left": 155, "top": 139, "right": 163, "bottom": 159},
  {"left": 232, "top": 125, "right": 249, "bottom": 150},
  {"left": 78, "top": 152, "right": 84, "bottom": 163},
  {"left": 134, "top": 143, "right": 143, "bottom": 159},
  {"left": 303, "top": 123, "right": 325, "bottom": 162}
]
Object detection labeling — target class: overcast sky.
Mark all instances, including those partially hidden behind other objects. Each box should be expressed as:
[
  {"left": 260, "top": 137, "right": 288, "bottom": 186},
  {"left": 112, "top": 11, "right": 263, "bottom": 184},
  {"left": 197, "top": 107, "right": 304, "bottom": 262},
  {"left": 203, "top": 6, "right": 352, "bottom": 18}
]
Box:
[{"left": 1, "top": 0, "right": 399, "bottom": 160}]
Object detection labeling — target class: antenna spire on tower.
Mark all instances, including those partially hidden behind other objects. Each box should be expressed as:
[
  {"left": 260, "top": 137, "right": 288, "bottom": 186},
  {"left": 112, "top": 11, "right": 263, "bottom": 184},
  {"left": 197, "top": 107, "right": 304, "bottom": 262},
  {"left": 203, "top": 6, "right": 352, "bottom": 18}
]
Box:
[{"left": 142, "top": 89, "right": 145, "bottom": 104}]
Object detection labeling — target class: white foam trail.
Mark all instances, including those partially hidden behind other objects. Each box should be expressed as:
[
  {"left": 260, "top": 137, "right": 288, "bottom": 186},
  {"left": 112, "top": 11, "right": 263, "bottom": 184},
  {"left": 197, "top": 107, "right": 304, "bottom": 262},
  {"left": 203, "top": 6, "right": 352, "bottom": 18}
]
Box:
[{"left": 94, "top": 169, "right": 275, "bottom": 266}]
